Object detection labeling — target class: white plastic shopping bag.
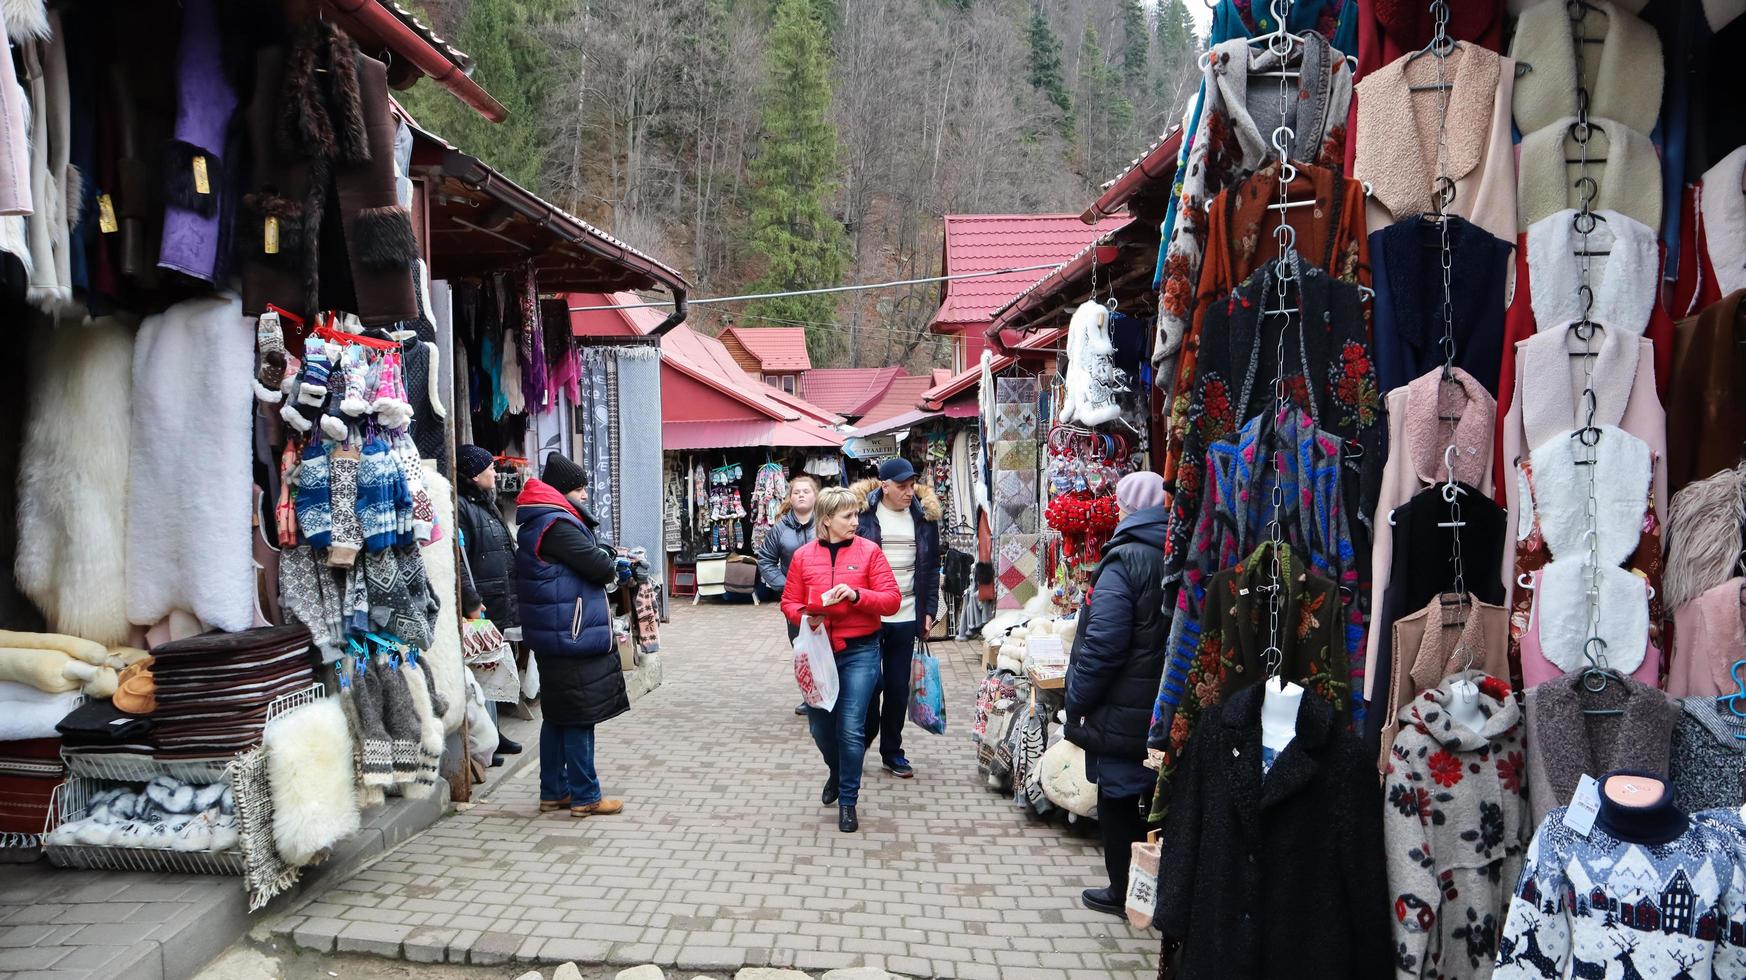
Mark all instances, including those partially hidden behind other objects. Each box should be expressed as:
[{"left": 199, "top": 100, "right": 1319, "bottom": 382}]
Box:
[{"left": 792, "top": 622, "right": 839, "bottom": 712}]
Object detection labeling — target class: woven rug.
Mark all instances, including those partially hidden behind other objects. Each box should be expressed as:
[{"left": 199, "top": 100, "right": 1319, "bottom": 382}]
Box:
[
  {"left": 996, "top": 534, "right": 1042, "bottom": 609},
  {"left": 579, "top": 348, "right": 615, "bottom": 542},
  {"left": 992, "top": 467, "right": 1038, "bottom": 536},
  {"left": 614, "top": 348, "right": 665, "bottom": 591},
  {"left": 996, "top": 376, "right": 1039, "bottom": 407},
  {"left": 991, "top": 401, "right": 1039, "bottom": 443}
]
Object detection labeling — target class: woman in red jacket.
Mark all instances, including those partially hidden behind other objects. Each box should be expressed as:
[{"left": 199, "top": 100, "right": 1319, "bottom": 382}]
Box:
[{"left": 781, "top": 485, "right": 901, "bottom": 833}]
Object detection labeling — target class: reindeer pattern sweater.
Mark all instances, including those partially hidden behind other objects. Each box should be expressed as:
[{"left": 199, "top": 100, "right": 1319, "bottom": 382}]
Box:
[{"left": 1495, "top": 804, "right": 1746, "bottom": 979}]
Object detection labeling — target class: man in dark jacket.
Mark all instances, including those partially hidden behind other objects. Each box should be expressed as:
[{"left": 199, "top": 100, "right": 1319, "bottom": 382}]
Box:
[
  {"left": 515, "top": 453, "right": 628, "bottom": 818},
  {"left": 854, "top": 459, "right": 941, "bottom": 779},
  {"left": 456, "top": 445, "right": 523, "bottom": 758},
  {"left": 1066, "top": 471, "right": 1168, "bottom": 917}
]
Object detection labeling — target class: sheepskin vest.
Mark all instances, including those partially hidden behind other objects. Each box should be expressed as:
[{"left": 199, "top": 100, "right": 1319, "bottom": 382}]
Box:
[
  {"left": 240, "top": 21, "right": 416, "bottom": 329},
  {"left": 515, "top": 508, "right": 613, "bottom": 660}
]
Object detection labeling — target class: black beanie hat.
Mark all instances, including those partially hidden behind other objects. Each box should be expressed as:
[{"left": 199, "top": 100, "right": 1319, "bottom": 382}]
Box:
[
  {"left": 457, "top": 445, "right": 495, "bottom": 481},
  {"left": 542, "top": 454, "right": 589, "bottom": 494}
]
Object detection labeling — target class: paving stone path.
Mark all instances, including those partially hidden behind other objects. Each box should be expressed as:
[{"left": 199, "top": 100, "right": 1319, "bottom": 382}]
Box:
[{"left": 275, "top": 602, "right": 1157, "bottom": 979}]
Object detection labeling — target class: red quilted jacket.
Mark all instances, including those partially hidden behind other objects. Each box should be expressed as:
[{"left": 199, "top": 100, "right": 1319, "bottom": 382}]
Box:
[{"left": 780, "top": 536, "right": 901, "bottom": 650}]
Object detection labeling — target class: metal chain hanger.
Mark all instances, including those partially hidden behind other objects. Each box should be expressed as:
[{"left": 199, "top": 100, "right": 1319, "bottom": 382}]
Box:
[{"left": 1260, "top": 0, "right": 1300, "bottom": 683}]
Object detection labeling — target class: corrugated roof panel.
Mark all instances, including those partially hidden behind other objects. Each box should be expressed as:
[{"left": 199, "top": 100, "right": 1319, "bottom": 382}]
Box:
[
  {"left": 720, "top": 326, "right": 813, "bottom": 371},
  {"left": 931, "top": 214, "right": 1130, "bottom": 329}
]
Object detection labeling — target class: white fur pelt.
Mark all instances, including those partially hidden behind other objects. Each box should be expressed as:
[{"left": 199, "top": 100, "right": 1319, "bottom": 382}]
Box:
[
  {"left": 126, "top": 295, "right": 257, "bottom": 633},
  {"left": 264, "top": 696, "right": 360, "bottom": 866},
  {"left": 1058, "top": 301, "right": 1122, "bottom": 428},
  {"left": 1664, "top": 463, "right": 1746, "bottom": 611},
  {"left": 16, "top": 317, "right": 133, "bottom": 645},
  {"left": 1, "top": 0, "right": 48, "bottom": 40},
  {"left": 419, "top": 461, "right": 465, "bottom": 733}
]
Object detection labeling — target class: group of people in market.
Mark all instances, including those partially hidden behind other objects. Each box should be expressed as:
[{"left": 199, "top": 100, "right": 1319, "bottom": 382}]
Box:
[{"left": 761, "top": 458, "right": 943, "bottom": 833}]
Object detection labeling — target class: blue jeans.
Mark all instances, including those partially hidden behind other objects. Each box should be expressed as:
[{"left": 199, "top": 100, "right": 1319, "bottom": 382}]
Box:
[
  {"left": 539, "top": 721, "right": 600, "bottom": 806},
  {"left": 807, "top": 635, "right": 880, "bottom": 807},
  {"left": 865, "top": 619, "right": 918, "bottom": 763}
]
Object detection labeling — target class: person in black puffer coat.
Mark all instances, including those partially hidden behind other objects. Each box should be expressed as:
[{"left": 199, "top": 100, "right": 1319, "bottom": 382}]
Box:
[
  {"left": 456, "top": 445, "right": 524, "bottom": 760},
  {"left": 1065, "top": 471, "right": 1169, "bottom": 918},
  {"left": 516, "top": 453, "right": 628, "bottom": 818}
]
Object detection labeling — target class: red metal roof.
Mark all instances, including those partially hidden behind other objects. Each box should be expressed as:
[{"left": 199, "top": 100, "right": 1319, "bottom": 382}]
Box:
[
  {"left": 851, "top": 375, "right": 937, "bottom": 431},
  {"left": 567, "top": 292, "right": 844, "bottom": 449},
  {"left": 1084, "top": 127, "right": 1185, "bottom": 223},
  {"left": 930, "top": 214, "right": 1130, "bottom": 333},
  {"left": 719, "top": 326, "right": 812, "bottom": 372},
  {"left": 798, "top": 367, "right": 904, "bottom": 417}
]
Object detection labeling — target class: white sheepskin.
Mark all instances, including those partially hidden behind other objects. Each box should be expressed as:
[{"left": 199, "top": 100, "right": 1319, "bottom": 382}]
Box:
[
  {"left": 419, "top": 461, "right": 465, "bottom": 733},
  {"left": 16, "top": 317, "right": 134, "bottom": 645},
  {"left": 265, "top": 696, "right": 360, "bottom": 866},
  {"left": 126, "top": 295, "right": 257, "bottom": 632},
  {"left": 1, "top": 0, "right": 48, "bottom": 40}
]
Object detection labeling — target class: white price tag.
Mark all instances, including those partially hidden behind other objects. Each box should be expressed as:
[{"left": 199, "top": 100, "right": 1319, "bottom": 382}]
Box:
[{"left": 1563, "top": 773, "right": 1601, "bottom": 837}]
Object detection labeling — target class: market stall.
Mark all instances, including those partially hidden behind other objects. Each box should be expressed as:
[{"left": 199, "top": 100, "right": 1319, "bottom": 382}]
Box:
[{"left": 0, "top": 0, "right": 684, "bottom": 910}]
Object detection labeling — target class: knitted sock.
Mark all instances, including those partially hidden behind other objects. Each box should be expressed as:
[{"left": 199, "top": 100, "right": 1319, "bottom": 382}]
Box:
[
  {"left": 298, "top": 338, "right": 332, "bottom": 406},
  {"left": 356, "top": 437, "right": 400, "bottom": 552},
  {"left": 417, "top": 654, "right": 449, "bottom": 721},
  {"left": 293, "top": 440, "right": 333, "bottom": 550},
  {"left": 390, "top": 433, "right": 434, "bottom": 542},
  {"left": 320, "top": 361, "right": 352, "bottom": 441},
  {"left": 339, "top": 347, "right": 373, "bottom": 417},
  {"left": 254, "top": 312, "right": 287, "bottom": 403},
  {"left": 353, "top": 659, "right": 394, "bottom": 786},
  {"left": 376, "top": 659, "right": 422, "bottom": 779},
  {"left": 344, "top": 562, "right": 371, "bottom": 634},
  {"left": 371, "top": 352, "right": 414, "bottom": 430},
  {"left": 326, "top": 447, "right": 362, "bottom": 568},
  {"left": 400, "top": 660, "right": 445, "bottom": 799}
]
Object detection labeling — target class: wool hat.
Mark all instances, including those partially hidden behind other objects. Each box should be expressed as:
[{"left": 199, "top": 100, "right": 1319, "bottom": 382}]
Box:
[
  {"left": 457, "top": 445, "right": 494, "bottom": 480},
  {"left": 542, "top": 454, "right": 589, "bottom": 494},
  {"left": 1115, "top": 471, "right": 1166, "bottom": 513}
]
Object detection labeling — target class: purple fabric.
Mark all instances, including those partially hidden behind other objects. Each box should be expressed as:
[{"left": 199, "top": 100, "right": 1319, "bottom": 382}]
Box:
[
  {"left": 518, "top": 265, "right": 547, "bottom": 409},
  {"left": 159, "top": 0, "right": 236, "bottom": 283}
]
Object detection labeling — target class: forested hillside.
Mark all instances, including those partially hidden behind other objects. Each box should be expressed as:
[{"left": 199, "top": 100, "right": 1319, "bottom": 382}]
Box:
[{"left": 404, "top": 0, "right": 1203, "bottom": 369}]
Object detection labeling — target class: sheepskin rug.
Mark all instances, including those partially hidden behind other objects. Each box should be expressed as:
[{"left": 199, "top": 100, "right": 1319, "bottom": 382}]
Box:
[
  {"left": 264, "top": 695, "right": 360, "bottom": 866},
  {"left": 420, "top": 461, "right": 465, "bottom": 734},
  {"left": 126, "top": 295, "right": 256, "bottom": 632},
  {"left": 16, "top": 318, "right": 134, "bottom": 645}
]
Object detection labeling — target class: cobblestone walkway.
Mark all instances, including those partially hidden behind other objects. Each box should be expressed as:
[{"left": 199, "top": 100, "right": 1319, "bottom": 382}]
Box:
[{"left": 275, "top": 603, "right": 1157, "bottom": 979}]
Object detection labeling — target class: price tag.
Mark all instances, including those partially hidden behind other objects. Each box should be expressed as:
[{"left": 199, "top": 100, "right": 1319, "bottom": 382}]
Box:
[
  {"left": 264, "top": 216, "right": 280, "bottom": 254},
  {"left": 192, "top": 154, "right": 210, "bottom": 195},
  {"left": 1563, "top": 773, "right": 1601, "bottom": 837},
  {"left": 97, "top": 194, "right": 118, "bottom": 234}
]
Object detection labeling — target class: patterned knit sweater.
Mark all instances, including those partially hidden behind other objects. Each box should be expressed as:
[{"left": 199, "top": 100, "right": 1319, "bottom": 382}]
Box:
[
  {"left": 1674, "top": 698, "right": 1746, "bottom": 813},
  {"left": 1496, "top": 798, "right": 1746, "bottom": 978}
]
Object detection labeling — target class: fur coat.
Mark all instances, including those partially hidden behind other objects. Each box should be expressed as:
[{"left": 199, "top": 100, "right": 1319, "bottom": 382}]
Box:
[
  {"left": 1668, "top": 290, "right": 1746, "bottom": 498},
  {"left": 16, "top": 317, "right": 134, "bottom": 645},
  {"left": 1522, "top": 673, "right": 1678, "bottom": 825},
  {"left": 126, "top": 295, "right": 256, "bottom": 633},
  {"left": 1383, "top": 674, "right": 1529, "bottom": 979}
]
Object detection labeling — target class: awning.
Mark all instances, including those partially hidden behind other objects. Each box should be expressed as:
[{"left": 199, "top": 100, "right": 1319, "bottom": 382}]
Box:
[
  {"left": 847, "top": 408, "right": 941, "bottom": 438},
  {"left": 664, "top": 420, "right": 846, "bottom": 451}
]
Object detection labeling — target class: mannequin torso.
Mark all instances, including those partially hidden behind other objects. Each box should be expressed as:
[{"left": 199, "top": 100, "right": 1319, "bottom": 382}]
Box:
[
  {"left": 1445, "top": 675, "right": 1487, "bottom": 732},
  {"left": 1260, "top": 676, "right": 1304, "bottom": 773}
]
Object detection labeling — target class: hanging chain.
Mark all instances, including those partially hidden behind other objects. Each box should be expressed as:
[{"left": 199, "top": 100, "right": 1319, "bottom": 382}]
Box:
[{"left": 1262, "top": 0, "right": 1296, "bottom": 680}]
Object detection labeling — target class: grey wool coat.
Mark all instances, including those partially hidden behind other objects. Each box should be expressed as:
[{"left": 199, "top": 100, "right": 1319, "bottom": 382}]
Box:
[
  {"left": 1522, "top": 673, "right": 1679, "bottom": 826},
  {"left": 1383, "top": 673, "right": 1531, "bottom": 979}
]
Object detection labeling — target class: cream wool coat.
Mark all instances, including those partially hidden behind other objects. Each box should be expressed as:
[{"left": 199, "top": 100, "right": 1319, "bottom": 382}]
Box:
[
  {"left": 1355, "top": 45, "right": 1518, "bottom": 246},
  {"left": 16, "top": 318, "right": 134, "bottom": 646}
]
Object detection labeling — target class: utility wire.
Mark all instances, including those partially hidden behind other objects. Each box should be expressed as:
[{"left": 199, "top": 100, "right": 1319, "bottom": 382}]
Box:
[{"left": 565, "top": 262, "right": 1068, "bottom": 312}]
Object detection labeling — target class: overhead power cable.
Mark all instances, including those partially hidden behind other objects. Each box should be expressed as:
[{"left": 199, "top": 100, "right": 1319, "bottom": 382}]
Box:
[{"left": 565, "top": 262, "right": 1069, "bottom": 313}]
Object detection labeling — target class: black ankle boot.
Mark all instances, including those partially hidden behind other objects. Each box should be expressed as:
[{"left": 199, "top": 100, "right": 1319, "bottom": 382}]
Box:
[
  {"left": 822, "top": 776, "right": 839, "bottom": 806},
  {"left": 838, "top": 805, "right": 859, "bottom": 833},
  {"left": 497, "top": 736, "right": 523, "bottom": 755}
]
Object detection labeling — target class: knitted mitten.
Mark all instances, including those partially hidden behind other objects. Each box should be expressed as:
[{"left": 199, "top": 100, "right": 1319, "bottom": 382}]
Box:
[
  {"left": 319, "top": 361, "right": 352, "bottom": 441},
  {"left": 293, "top": 440, "right": 333, "bottom": 550},
  {"left": 254, "top": 312, "right": 287, "bottom": 403},
  {"left": 356, "top": 437, "right": 400, "bottom": 552},
  {"left": 339, "top": 346, "right": 373, "bottom": 417},
  {"left": 326, "top": 446, "right": 363, "bottom": 568},
  {"left": 353, "top": 658, "right": 395, "bottom": 787},
  {"left": 297, "top": 338, "right": 332, "bottom": 406}
]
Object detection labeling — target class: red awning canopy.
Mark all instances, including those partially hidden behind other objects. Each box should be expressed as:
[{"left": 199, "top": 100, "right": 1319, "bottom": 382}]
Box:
[{"left": 663, "top": 420, "right": 846, "bottom": 451}]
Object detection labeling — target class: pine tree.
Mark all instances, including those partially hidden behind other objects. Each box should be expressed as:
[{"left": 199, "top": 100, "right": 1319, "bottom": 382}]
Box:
[
  {"left": 1025, "top": 8, "right": 1073, "bottom": 132},
  {"left": 1119, "top": 0, "right": 1149, "bottom": 92},
  {"left": 1153, "top": 0, "right": 1203, "bottom": 109},
  {"left": 741, "top": 0, "right": 850, "bottom": 361},
  {"left": 1075, "top": 24, "right": 1133, "bottom": 178}
]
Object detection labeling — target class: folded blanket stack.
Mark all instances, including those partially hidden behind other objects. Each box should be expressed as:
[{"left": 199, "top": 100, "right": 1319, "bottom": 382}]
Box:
[
  {"left": 0, "top": 738, "right": 65, "bottom": 847},
  {"left": 0, "top": 683, "right": 84, "bottom": 741},
  {"left": 144, "top": 626, "right": 315, "bottom": 760}
]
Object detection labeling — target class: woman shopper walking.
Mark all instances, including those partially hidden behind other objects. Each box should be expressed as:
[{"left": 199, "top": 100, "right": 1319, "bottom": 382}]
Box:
[
  {"left": 781, "top": 486, "right": 901, "bottom": 833},
  {"left": 853, "top": 458, "right": 941, "bottom": 779},
  {"left": 756, "top": 473, "right": 819, "bottom": 716},
  {"left": 455, "top": 445, "right": 524, "bottom": 758},
  {"left": 1065, "top": 471, "right": 1169, "bottom": 917},
  {"left": 515, "top": 453, "right": 628, "bottom": 817}
]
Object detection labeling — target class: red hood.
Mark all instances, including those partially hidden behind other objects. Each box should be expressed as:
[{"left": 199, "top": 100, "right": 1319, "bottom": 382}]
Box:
[{"left": 516, "top": 478, "right": 582, "bottom": 519}]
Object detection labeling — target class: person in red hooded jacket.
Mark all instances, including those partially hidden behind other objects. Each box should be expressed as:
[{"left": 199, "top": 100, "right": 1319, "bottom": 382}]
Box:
[{"left": 781, "top": 485, "right": 900, "bottom": 833}]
